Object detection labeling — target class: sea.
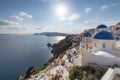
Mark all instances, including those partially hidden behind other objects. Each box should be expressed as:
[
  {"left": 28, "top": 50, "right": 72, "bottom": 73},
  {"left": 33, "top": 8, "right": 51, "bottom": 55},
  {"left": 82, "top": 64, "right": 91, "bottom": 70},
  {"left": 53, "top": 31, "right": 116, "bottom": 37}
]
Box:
[{"left": 0, "top": 34, "right": 65, "bottom": 80}]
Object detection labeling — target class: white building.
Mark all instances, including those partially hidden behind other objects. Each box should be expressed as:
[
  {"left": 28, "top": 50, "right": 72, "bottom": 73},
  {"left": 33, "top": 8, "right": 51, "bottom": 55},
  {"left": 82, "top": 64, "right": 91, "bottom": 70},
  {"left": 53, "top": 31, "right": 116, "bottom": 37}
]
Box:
[
  {"left": 79, "top": 24, "right": 120, "bottom": 67},
  {"left": 79, "top": 31, "right": 92, "bottom": 53},
  {"left": 93, "top": 30, "right": 116, "bottom": 52},
  {"left": 109, "top": 23, "right": 120, "bottom": 40}
]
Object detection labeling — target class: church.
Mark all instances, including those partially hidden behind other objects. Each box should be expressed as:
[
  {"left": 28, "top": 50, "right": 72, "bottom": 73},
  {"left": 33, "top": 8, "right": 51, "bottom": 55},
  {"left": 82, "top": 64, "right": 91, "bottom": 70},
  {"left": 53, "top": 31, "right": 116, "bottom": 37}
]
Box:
[{"left": 78, "top": 24, "right": 120, "bottom": 66}]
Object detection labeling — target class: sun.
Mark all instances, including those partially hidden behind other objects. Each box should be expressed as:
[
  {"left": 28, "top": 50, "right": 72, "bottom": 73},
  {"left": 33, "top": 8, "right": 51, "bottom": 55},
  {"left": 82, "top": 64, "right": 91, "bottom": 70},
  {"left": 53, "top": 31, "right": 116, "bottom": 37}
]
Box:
[{"left": 55, "top": 4, "right": 67, "bottom": 17}]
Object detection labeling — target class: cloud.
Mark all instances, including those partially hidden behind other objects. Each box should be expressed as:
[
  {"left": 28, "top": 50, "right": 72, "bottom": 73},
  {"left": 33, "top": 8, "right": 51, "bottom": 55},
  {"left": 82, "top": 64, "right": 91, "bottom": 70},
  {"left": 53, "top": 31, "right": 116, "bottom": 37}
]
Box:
[
  {"left": 85, "top": 8, "right": 92, "bottom": 13},
  {"left": 6, "top": 27, "right": 21, "bottom": 30},
  {"left": 59, "top": 13, "right": 80, "bottom": 22},
  {"left": 0, "top": 19, "right": 18, "bottom": 26},
  {"left": 10, "top": 15, "right": 23, "bottom": 22},
  {"left": 0, "top": 19, "right": 52, "bottom": 34},
  {"left": 101, "top": 3, "right": 117, "bottom": 10},
  {"left": 59, "top": 18, "right": 67, "bottom": 21},
  {"left": 19, "top": 11, "right": 32, "bottom": 18},
  {"left": 10, "top": 11, "right": 32, "bottom": 22},
  {"left": 101, "top": 5, "right": 108, "bottom": 10},
  {"left": 83, "top": 20, "right": 96, "bottom": 25},
  {"left": 36, "top": 24, "right": 47, "bottom": 30},
  {"left": 68, "top": 13, "right": 80, "bottom": 21},
  {"left": 84, "top": 20, "right": 89, "bottom": 24},
  {"left": 0, "top": 23, "right": 37, "bottom": 34},
  {"left": 111, "top": 3, "right": 117, "bottom": 6}
]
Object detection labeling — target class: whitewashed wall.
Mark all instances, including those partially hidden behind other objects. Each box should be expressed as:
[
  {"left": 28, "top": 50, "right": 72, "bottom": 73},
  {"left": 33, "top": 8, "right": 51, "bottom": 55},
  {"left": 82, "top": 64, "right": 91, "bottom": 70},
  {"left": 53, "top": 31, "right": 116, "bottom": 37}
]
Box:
[
  {"left": 81, "top": 52, "right": 120, "bottom": 66},
  {"left": 96, "top": 28, "right": 108, "bottom": 32},
  {"left": 93, "top": 39, "right": 116, "bottom": 52},
  {"left": 116, "top": 41, "right": 120, "bottom": 48}
]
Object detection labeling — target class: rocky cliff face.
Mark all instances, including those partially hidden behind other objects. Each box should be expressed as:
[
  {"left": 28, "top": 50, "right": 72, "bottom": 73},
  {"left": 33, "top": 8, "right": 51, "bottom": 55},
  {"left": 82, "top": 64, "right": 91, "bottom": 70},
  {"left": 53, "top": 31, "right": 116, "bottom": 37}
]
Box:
[{"left": 51, "top": 34, "right": 81, "bottom": 57}]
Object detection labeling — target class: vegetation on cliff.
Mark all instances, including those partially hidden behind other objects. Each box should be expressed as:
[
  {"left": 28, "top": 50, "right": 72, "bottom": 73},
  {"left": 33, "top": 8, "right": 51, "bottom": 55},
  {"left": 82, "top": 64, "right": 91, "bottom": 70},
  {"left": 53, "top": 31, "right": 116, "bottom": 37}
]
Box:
[
  {"left": 25, "top": 66, "right": 44, "bottom": 78},
  {"left": 24, "top": 60, "right": 54, "bottom": 78},
  {"left": 69, "top": 65, "right": 107, "bottom": 80}
]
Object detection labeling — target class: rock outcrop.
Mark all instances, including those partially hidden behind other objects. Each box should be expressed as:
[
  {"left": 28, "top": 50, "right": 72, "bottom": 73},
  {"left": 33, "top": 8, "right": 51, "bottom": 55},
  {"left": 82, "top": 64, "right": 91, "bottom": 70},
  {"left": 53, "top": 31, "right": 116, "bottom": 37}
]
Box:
[{"left": 51, "top": 34, "right": 81, "bottom": 57}]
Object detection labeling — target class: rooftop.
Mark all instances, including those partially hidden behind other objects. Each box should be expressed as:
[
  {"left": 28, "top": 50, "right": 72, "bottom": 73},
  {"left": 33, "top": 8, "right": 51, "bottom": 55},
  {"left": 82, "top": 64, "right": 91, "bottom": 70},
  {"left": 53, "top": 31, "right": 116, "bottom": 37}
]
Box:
[
  {"left": 93, "top": 31, "right": 114, "bottom": 40},
  {"left": 82, "top": 32, "right": 92, "bottom": 37},
  {"left": 97, "top": 24, "right": 107, "bottom": 29}
]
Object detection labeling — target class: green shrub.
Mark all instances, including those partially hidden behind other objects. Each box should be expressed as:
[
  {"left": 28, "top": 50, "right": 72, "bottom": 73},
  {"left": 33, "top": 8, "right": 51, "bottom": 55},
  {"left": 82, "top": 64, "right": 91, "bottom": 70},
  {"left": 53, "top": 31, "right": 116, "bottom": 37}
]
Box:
[
  {"left": 69, "top": 65, "right": 107, "bottom": 80},
  {"left": 69, "top": 66, "right": 82, "bottom": 80},
  {"left": 44, "top": 61, "right": 52, "bottom": 67},
  {"left": 31, "top": 67, "right": 44, "bottom": 75}
]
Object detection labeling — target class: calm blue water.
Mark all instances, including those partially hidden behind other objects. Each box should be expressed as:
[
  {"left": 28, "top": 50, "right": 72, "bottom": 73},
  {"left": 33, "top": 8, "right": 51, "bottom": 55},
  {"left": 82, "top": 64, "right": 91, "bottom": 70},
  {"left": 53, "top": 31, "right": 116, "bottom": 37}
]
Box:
[{"left": 0, "top": 35, "right": 65, "bottom": 80}]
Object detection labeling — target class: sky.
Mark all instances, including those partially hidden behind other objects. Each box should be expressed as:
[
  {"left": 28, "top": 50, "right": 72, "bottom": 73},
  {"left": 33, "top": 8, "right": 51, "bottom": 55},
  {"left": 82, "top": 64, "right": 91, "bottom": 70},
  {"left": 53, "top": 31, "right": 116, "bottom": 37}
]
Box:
[{"left": 0, "top": 0, "right": 120, "bottom": 34}]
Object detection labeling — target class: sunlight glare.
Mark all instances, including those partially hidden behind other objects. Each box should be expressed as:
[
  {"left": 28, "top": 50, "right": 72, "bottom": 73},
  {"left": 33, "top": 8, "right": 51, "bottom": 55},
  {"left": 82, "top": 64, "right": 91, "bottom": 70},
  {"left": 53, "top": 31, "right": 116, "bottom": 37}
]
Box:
[{"left": 55, "top": 4, "right": 67, "bottom": 17}]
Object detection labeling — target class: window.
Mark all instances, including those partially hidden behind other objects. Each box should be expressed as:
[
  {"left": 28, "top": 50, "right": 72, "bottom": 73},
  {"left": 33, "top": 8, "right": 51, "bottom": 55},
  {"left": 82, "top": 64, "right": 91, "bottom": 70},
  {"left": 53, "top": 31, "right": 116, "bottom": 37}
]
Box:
[
  {"left": 116, "top": 37, "right": 119, "bottom": 40},
  {"left": 103, "top": 43, "right": 105, "bottom": 48}
]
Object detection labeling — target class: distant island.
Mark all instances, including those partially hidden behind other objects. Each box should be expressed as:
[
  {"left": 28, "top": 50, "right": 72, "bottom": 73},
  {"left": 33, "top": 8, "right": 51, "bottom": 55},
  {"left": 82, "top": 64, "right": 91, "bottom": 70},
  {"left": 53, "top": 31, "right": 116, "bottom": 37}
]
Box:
[{"left": 34, "top": 32, "right": 69, "bottom": 36}]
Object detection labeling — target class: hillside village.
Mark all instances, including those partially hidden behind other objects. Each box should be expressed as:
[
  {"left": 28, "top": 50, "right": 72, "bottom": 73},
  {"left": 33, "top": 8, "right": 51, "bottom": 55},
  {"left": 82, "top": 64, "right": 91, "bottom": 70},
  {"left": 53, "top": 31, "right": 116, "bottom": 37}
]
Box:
[{"left": 18, "top": 22, "right": 120, "bottom": 80}]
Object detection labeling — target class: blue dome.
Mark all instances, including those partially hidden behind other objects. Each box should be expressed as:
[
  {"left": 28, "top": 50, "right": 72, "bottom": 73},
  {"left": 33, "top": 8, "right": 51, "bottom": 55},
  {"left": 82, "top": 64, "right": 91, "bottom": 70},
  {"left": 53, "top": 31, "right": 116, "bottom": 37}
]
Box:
[
  {"left": 97, "top": 24, "right": 107, "bottom": 29},
  {"left": 93, "top": 31, "right": 114, "bottom": 40},
  {"left": 83, "top": 32, "right": 91, "bottom": 37}
]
